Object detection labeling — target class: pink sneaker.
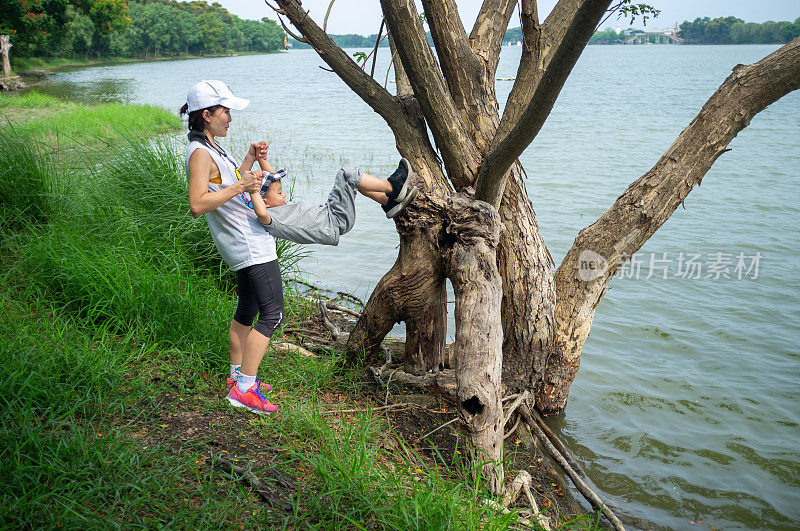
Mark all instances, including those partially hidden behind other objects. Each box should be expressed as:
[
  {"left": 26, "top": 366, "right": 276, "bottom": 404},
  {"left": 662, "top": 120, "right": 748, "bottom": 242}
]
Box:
[
  {"left": 226, "top": 376, "right": 273, "bottom": 393},
  {"left": 226, "top": 383, "right": 278, "bottom": 414}
]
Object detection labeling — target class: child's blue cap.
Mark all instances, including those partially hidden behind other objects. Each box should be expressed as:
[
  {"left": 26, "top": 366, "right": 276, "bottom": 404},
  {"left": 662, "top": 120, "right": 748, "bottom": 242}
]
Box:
[{"left": 260, "top": 169, "right": 287, "bottom": 196}]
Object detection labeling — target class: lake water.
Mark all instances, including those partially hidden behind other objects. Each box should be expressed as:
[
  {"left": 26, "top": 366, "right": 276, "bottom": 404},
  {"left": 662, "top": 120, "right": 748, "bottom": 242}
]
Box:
[{"left": 35, "top": 44, "right": 799, "bottom": 529}]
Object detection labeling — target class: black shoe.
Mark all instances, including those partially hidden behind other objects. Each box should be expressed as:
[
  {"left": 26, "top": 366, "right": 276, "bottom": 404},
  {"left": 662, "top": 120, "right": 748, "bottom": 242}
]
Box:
[
  {"left": 382, "top": 185, "right": 418, "bottom": 219},
  {"left": 386, "top": 158, "right": 413, "bottom": 202},
  {"left": 382, "top": 158, "right": 418, "bottom": 218}
]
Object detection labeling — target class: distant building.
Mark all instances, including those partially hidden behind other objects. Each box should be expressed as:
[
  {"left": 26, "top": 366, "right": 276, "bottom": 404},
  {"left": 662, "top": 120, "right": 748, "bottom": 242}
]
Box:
[{"left": 664, "top": 23, "right": 679, "bottom": 36}]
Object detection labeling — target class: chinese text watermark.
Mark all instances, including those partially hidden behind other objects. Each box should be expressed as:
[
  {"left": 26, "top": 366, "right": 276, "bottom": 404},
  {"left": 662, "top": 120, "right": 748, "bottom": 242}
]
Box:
[{"left": 577, "top": 250, "right": 762, "bottom": 281}]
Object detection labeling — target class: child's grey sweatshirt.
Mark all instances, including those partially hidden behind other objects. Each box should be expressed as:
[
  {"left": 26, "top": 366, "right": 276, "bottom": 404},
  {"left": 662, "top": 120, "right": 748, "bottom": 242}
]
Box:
[{"left": 261, "top": 167, "right": 362, "bottom": 246}]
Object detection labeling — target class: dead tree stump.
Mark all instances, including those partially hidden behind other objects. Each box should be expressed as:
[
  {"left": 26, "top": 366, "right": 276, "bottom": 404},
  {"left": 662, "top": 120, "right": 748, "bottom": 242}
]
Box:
[{"left": 1, "top": 36, "right": 11, "bottom": 77}]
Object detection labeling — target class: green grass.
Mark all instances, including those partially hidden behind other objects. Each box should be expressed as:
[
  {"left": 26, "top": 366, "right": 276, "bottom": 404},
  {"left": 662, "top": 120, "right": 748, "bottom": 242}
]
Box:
[
  {"left": 0, "top": 284, "right": 263, "bottom": 529},
  {"left": 8, "top": 102, "right": 180, "bottom": 142},
  {"left": 0, "top": 128, "right": 54, "bottom": 230},
  {"left": 0, "top": 90, "right": 62, "bottom": 109},
  {"left": 11, "top": 56, "right": 117, "bottom": 72},
  {"left": 0, "top": 91, "right": 180, "bottom": 142},
  {"left": 259, "top": 403, "right": 517, "bottom": 530}
]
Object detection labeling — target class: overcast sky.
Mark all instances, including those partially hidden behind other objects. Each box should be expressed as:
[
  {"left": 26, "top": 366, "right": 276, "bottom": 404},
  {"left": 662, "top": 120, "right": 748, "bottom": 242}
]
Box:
[{"left": 223, "top": 1, "right": 798, "bottom": 34}]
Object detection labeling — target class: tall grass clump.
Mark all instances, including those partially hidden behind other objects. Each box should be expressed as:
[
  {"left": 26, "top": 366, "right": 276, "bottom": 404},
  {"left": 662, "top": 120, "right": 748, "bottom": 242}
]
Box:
[
  {"left": 1, "top": 127, "right": 231, "bottom": 352},
  {"left": 16, "top": 223, "right": 232, "bottom": 350},
  {"left": 4, "top": 126, "right": 308, "bottom": 354},
  {"left": 0, "top": 129, "right": 53, "bottom": 231},
  {"left": 98, "top": 134, "right": 223, "bottom": 274}
]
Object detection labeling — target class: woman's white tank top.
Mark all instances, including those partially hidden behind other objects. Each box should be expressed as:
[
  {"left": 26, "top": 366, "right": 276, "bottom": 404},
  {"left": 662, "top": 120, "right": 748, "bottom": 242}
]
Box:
[{"left": 185, "top": 140, "right": 277, "bottom": 271}]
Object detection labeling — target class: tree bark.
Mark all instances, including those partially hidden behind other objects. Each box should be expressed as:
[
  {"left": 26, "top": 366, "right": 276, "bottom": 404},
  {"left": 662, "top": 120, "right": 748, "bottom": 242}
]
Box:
[
  {"left": 539, "top": 36, "right": 800, "bottom": 414},
  {"left": 347, "top": 189, "right": 507, "bottom": 494},
  {"left": 469, "top": 0, "right": 518, "bottom": 74},
  {"left": 497, "top": 165, "right": 556, "bottom": 394}
]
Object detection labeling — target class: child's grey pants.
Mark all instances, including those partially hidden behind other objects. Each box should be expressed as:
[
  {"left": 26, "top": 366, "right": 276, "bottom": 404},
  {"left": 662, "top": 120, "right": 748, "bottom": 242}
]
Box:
[{"left": 262, "top": 167, "right": 363, "bottom": 246}]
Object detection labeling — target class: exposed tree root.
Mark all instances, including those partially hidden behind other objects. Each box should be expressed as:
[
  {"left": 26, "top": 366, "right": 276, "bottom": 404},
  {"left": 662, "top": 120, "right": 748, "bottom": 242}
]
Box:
[
  {"left": 212, "top": 453, "right": 292, "bottom": 509},
  {"left": 370, "top": 366, "right": 458, "bottom": 400},
  {"left": 518, "top": 404, "right": 625, "bottom": 531},
  {"left": 529, "top": 406, "right": 587, "bottom": 479},
  {"left": 503, "top": 414, "right": 521, "bottom": 440},
  {"left": 271, "top": 342, "right": 318, "bottom": 358},
  {"left": 413, "top": 417, "right": 460, "bottom": 444},
  {"left": 503, "top": 390, "right": 530, "bottom": 426},
  {"left": 500, "top": 470, "right": 552, "bottom": 531},
  {"left": 317, "top": 299, "right": 341, "bottom": 339},
  {"left": 322, "top": 401, "right": 452, "bottom": 416},
  {"left": 325, "top": 301, "right": 362, "bottom": 318}
]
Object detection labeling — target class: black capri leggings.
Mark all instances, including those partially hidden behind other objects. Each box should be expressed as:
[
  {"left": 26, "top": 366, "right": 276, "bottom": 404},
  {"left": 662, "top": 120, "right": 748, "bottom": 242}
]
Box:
[{"left": 233, "top": 260, "right": 284, "bottom": 337}]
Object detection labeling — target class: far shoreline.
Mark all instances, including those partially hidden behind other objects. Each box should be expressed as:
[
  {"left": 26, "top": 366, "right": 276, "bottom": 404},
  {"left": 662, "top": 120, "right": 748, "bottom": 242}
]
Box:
[{"left": 4, "top": 50, "right": 285, "bottom": 92}]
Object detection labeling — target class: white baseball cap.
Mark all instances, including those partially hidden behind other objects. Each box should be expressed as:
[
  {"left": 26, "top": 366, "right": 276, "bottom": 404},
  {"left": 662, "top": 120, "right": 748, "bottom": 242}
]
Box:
[{"left": 186, "top": 80, "right": 250, "bottom": 113}]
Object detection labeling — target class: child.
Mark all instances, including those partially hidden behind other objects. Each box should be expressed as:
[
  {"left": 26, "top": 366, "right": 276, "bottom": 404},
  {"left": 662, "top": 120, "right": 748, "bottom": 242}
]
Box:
[{"left": 251, "top": 152, "right": 418, "bottom": 246}]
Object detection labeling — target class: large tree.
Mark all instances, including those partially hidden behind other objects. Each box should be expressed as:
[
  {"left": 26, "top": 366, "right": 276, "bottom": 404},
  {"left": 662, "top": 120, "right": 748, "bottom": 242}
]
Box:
[{"left": 269, "top": 0, "right": 800, "bottom": 496}]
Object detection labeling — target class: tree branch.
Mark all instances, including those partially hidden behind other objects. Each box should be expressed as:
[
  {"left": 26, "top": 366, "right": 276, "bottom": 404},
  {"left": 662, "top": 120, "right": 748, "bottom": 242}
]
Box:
[
  {"left": 539, "top": 37, "right": 800, "bottom": 413},
  {"left": 387, "top": 32, "right": 413, "bottom": 97},
  {"left": 274, "top": 0, "right": 448, "bottom": 190},
  {"left": 475, "top": 0, "right": 612, "bottom": 208},
  {"left": 369, "top": 18, "right": 386, "bottom": 79},
  {"left": 420, "top": 0, "right": 488, "bottom": 137},
  {"left": 469, "top": 0, "right": 518, "bottom": 74},
  {"left": 385, "top": 31, "right": 447, "bottom": 185},
  {"left": 322, "top": 0, "right": 335, "bottom": 32},
  {"left": 380, "top": 0, "right": 481, "bottom": 188},
  {"left": 274, "top": 1, "right": 399, "bottom": 125}
]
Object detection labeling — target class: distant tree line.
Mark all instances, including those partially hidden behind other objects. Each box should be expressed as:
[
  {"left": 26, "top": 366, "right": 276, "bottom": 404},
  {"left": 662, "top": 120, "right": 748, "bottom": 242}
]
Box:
[
  {"left": 679, "top": 17, "right": 800, "bottom": 44},
  {"left": 292, "top": 17, "right": 799, "bottom": 52},
  {"left": 290, "top": 34, "right": 389, "bottom": 49},
  {"left": 583, "top": 17, "right": 800, "bottom": 45},
  {"left": 503, "top": 27, "right": 522, "bottom": 44},
  {"left": 589, "top": 28, "right": 626, "bottom": 44},
  {"left": 0, "top": 0, "right": 285, "bottom": 60}
]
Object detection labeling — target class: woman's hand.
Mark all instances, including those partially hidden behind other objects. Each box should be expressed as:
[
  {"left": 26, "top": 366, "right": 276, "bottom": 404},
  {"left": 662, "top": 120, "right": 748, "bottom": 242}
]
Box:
[{"left": 238, "top": 170, "right": 262, "bottom": 195}]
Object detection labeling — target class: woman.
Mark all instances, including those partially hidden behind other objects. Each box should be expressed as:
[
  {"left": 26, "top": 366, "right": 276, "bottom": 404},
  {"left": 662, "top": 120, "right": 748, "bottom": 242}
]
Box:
[{"left": 181, "top": 80, "right": 280, "bottom": 414}]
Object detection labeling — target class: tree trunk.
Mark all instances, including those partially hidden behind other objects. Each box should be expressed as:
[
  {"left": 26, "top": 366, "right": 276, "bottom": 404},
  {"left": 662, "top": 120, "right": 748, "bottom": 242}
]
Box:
[
  {"left": 1, "top": 35, "right": 12, "bottom": 77},
  {"left": 345, "top": 201, "right": 447, "bottom": 371},
  {"left": 496, "top": 165, "right": 556, "bottom": 394},
  {"left": 443, "top": 193, "right": 505, "bottom": 494}
]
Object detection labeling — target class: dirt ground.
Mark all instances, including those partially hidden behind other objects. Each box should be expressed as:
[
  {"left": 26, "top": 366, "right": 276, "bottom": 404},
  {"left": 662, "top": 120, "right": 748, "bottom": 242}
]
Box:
[
  {"left": 129, "top": 306, "right": 590, "bottom": 528},
  {"left": 135, "top": 377, "right": 586, "bottom": 528}
]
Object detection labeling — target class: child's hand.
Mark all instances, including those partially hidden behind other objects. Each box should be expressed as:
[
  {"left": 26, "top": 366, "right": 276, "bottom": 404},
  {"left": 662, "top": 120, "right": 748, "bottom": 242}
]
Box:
[{"left": 251, "top": 141, "right": 269, "bottom": 160}]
